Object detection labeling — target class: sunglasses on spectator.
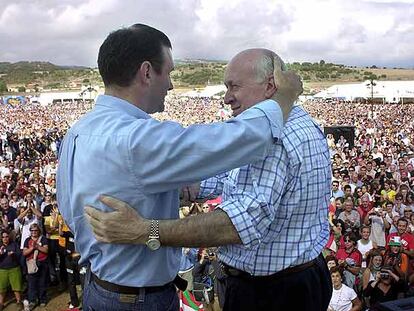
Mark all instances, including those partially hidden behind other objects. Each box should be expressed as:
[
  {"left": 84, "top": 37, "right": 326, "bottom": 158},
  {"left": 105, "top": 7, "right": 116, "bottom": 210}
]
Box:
[{"left": 30, "top": 229, "right": 39, "bottom": 232}]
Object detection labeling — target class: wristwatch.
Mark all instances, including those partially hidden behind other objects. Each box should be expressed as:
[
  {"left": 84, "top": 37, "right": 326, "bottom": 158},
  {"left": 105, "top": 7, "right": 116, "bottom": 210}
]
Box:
[{"left": 146, "top": 220, "right": 161, "bottom": 251}]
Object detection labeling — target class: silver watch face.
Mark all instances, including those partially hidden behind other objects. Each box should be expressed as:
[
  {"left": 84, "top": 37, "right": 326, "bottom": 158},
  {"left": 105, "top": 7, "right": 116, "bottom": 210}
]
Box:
[{"left": 146, "top": 238, "right": 161, "bottom": 251}]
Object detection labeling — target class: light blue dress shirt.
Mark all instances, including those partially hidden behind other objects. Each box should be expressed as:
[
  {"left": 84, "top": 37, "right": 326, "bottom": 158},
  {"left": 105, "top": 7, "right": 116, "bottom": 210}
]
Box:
[
  {"left": 179, "top": 248, "right": 198, "bottom": 272},
  {"left": 200, "top": 106, "right": 332, "bottom": 276},
  {"left": 57, "top": 94, "right": 283, "bottom": 287}
]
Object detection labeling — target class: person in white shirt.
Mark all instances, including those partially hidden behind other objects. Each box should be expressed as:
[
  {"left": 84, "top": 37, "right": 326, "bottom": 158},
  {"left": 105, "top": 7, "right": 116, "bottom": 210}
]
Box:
[
  {"left": 372, "top": 146, "right": 383, "bottom": 162},
  {"left": 328, "top": 266, "right": 361, "bottom": 311},
  {"left": 357, "top": 225, "right": 376, "bottom": 268},
  {"left": 14, "top": 206, "right": 42, "bottom": 249}
]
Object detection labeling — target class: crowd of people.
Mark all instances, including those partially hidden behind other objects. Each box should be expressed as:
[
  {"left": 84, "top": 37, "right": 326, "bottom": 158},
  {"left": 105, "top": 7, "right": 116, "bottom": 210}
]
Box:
[{"left": 1, "top": 95, "right": 414, "bottom": 310}]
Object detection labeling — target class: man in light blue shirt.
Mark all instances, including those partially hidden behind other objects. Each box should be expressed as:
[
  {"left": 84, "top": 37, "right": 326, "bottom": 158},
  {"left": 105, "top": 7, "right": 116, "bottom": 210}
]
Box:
[{"left": 57, "top": 24, "right": 301, "bottom": 310}]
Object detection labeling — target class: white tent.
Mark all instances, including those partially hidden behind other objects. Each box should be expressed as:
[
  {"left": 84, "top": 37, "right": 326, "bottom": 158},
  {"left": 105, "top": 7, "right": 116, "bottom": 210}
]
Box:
[
  {"left": 32, "top": 88, "right": 101, "bottom": 106},
  {"left": 313, "top": 80, "right": 414, "bottom": 103}
]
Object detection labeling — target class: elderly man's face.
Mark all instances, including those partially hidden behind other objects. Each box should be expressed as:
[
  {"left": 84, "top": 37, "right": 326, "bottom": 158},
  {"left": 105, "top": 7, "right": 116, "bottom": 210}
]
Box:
[
  {"left": 224, "top": 51, "right": 270, "bottom": 116},
  {"left": 0, "top": 199, "right": 8, "bottom": 210}
]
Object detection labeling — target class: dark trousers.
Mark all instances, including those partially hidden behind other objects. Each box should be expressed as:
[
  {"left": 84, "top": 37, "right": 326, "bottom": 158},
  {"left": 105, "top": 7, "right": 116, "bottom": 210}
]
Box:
[
  {"left": 47, "top": 239, "right": 68, "bottom": 284},
  {"left": 27, "top": 259, "right": 49, "bottom": 304},
  {"left": 223, "top": 254, "right": 332, "bottom": 311},
  {"left": 66, "top": 255, "right": 81, "bottom": 307}
]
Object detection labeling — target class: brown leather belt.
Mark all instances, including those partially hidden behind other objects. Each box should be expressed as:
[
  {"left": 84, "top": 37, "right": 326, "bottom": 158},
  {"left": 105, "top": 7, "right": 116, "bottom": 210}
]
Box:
[
  {"left": 221, "top": 256, "right": 319, "bottom": 280},
  {"left": 91, "top": 272, "right": 172, "bottom": 295}
]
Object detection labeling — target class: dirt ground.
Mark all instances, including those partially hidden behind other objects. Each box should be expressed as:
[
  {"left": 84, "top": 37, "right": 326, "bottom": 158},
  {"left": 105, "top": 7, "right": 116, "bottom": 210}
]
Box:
[{"left": 3, "top": 286, "right": 74, "bottom": 311}]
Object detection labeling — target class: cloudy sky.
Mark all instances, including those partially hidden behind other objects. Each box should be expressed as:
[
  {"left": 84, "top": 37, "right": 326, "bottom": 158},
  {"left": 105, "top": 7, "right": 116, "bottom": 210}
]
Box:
[{"left": 0, "top": 0, "right": 413, "bottom": 68}]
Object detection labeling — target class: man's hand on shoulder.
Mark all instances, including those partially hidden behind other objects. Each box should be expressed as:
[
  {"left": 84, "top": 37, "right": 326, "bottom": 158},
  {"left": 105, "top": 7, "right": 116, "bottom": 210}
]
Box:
[
  {"left": 272, "top": 56, "right": 303, "bottom": 122},
  {"left": 85, "top": 195, "right": 149, "bottom": 244}
]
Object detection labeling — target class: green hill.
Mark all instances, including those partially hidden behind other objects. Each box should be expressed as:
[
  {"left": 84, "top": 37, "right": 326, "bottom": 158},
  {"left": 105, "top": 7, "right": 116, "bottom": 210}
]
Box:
[{"left": 0, "top": 59, "right": 413, "bottom": 95}]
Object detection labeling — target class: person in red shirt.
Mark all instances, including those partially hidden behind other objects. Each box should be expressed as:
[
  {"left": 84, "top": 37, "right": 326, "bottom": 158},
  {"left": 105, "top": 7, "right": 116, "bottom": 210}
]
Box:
[
  {"left": 22, "top": 223, "right": 49, "bottom": 309},
  {"left": 386, "top": 218, "right": 414, "bottom": 259},
  {"left": 336, "top": 233, "right": 362, "bottom": 288},
  {"left": 357, "top": 195, "right": 374, "bottom": 224}
]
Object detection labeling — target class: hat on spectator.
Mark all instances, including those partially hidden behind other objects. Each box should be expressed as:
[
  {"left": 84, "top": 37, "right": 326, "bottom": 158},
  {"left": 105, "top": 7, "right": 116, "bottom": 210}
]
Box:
[{"left": 388, "top": 236, "right": 401, "bottom": 247}]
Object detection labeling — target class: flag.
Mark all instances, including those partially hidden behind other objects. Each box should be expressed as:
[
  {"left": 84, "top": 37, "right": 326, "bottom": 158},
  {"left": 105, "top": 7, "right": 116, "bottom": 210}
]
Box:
[{"left": 179, "top": 290, "right": 204, "bottom": 311}]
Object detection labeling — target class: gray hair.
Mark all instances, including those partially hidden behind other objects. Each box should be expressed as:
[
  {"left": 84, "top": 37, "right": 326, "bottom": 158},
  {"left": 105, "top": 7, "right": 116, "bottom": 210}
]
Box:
[{"left": 253, "top": 50, "right": 286, "bottom": 83}]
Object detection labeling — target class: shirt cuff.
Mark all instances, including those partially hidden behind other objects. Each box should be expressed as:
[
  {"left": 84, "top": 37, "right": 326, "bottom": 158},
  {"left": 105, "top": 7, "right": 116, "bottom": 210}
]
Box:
[
  {"left": 236, "top": 99, "right": 283, "bottom": 141},
  {"left": 218, "top": 200, "right": 260, "bottom": 249}
]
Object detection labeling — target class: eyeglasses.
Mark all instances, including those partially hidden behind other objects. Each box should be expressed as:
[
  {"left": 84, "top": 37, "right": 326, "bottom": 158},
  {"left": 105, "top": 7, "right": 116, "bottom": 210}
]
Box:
[
  {"left": 30, "top": 229, "right": 39, "bottom": 232},
  {"left": 2, "top": 236, "right": 9, "bottom": 238}
]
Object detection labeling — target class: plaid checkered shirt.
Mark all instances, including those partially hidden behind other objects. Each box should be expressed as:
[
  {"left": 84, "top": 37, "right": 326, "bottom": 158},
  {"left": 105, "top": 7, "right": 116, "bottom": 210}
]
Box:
[{"left": 200, "top": 105, "right": 332, "bottom": 276}]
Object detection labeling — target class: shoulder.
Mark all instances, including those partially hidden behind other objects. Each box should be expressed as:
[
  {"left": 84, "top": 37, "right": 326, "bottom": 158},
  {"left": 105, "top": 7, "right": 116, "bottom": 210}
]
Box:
[{"left": 343, "top": 284, "right": 357, "bottom": 297}]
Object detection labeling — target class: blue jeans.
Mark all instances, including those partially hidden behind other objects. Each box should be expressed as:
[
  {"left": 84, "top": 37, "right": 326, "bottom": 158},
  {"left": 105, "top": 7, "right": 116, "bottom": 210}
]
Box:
[{"left": 83, "top": 271, "right": 179, "bottom": 311}]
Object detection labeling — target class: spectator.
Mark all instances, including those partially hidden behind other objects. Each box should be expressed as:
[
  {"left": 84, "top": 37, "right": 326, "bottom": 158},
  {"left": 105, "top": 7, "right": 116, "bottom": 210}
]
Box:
[
  {"left": 336, "top": 233, "right": 362, "bottom": 289},
  {"left": 332, "top": 180, "right": 345, "bottom": 199},
  {"left": 0, "top": 230, "right": 23, "bottom": 310},
  {"left": 338, "top": 198, "right": 361, "bottom": 234},
  {"left": 328, "top": 266, "right": 362, "bottom": 311},
  {"left": 362, "top": 250, "right": 383, "bottom": 291},
  {"left": 22, "top": 223, "right": 49, "bottom": 309},
  {"left": 363, "top": 266, "right": 408, "bottom": 310},
  {"left": 386, "top": 218, "right": 414, "bottom": 258},
  {"left": 383, "top": 236, "right": 409, "bottom": 279},
  {"left": 357, "top": 225, "right": 376, "bottom": 268}
]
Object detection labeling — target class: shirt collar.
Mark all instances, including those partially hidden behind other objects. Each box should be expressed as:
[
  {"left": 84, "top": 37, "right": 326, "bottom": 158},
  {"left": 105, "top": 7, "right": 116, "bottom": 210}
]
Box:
[{"left": 95, "top": 95, "right": 151, "bottom": 120}]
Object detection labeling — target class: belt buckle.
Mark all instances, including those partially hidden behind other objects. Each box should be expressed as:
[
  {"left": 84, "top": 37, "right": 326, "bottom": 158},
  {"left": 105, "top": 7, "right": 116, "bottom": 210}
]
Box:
[{"left": 119, "top": 294, "right": 136, "bottom": 303}]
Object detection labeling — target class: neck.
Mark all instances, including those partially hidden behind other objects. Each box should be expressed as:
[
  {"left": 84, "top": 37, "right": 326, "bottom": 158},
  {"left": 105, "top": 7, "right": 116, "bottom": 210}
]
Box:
[
  {"left": 105, "top": 86, "right": 149, "bottom": 113},
  {"left": 334, "top": 284, "right": 342, "bottom": 290}
]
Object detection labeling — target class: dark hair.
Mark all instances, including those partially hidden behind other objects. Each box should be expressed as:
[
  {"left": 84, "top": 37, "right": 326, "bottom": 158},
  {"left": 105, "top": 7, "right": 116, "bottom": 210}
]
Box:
[
  {"left": 325, "top": 255, "right": 338, "bottom": 265},
  {"left": 98, "top": 24, "right": 172, "bottom": 87},
  {"left": 329, "top": 265, "right": 344, "bottom": 277},
  {"left": 397, "top": 217, "right": 408, "bottom": 226},
  {"left": 344, "top": 232, "right": 358, "bottom": 244},
  {"left": 332, "top": 219, "right": 346, "bottom": 235}
]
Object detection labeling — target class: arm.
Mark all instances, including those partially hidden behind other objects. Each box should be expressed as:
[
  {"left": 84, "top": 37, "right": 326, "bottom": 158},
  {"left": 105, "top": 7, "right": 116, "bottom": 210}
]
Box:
[
  {"left": 364, "top": 275, "right": 380, "bottom": 297},
  {"left": 35, "top": 243, "right": 48, "bottom": 254},
  {"left": 87, "top": 200, "right": 240, "bottom": 247},
  {"left": 17, "top": 208, "right": 29, "bottom": 221},
  {"left": 350, "top": 297, "right": 362, "bottom": 311},
  {"left": 22, "top": 242, "right": 35, "bottom": 257},
  {"left": 383, "top": 215, "right": 391, "bottom": 230},
  {"left": 130, "top": 101, "right": 283, "bottom": 193},
  {"left": 86, "top": 144, "right": 290, "bottom": 248},
  {"left": 345, "top": 263, "right": 361, "bottom": 276},
  {"left": 362, "top": 268, "right": 372, "bottom": 290},
  {"left": 30, "top": 206, "right": 42, "bottom": 219}
]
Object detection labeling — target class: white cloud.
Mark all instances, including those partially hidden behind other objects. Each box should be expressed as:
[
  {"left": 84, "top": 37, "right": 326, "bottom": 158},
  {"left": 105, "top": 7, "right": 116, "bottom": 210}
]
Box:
[{"left": 0, "top": 0, "right": 412, "bottom": 67}]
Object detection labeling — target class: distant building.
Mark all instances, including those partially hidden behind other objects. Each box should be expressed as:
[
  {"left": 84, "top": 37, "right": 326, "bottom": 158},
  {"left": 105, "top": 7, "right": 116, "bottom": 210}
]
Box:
[
  {"left": 313, "top": 80, "right": 414, "bottom": 103},
  {"left": 31, "top": 87, "right": 102, "bottom": 106}
]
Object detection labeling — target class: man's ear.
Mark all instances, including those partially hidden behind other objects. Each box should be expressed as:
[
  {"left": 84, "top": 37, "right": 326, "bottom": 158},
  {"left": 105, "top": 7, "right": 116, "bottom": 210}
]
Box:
[
  {"left": 137, "top": 61, "right": 152, "bottom": 86},
  {"left": 264, "top": 75, "right": 277, "bottom": 99}
]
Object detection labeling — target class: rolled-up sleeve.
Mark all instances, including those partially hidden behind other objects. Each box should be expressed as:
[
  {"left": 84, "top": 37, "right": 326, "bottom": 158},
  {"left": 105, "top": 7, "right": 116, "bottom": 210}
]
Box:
[
  {"left": 199, "top": 173, "right": 228, "bottom": 199},
  {"left": 218, "top": 144, "right": 289, "bottom": 249}
]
